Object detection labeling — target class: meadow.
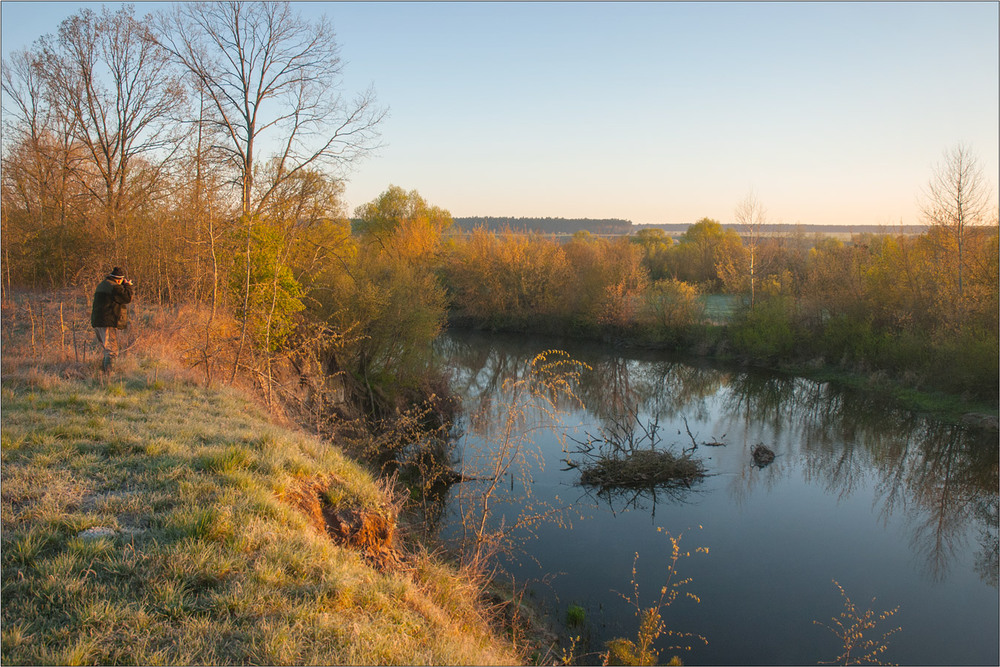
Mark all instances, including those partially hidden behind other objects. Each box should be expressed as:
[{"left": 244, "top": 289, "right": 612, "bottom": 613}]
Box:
[{"left": 0, "top": 295, "right": 528, "bottom": 665}]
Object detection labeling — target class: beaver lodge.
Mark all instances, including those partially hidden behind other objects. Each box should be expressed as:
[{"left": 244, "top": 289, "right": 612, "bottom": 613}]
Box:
[{"left": 563, "top": 406, "right": 707, "bottom": 490}]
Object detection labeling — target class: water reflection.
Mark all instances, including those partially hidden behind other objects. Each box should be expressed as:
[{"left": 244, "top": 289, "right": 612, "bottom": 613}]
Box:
[
  {"left": 436, "top": 330, "right": 999, "bottom": 586},
  {"left": 576, "top": 480, "right": 707, "bottom": 518}
]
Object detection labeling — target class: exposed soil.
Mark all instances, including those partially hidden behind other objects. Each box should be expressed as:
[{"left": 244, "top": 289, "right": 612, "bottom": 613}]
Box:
[{"left": 282, "top": 475, "right": 400, "bottom": 570}]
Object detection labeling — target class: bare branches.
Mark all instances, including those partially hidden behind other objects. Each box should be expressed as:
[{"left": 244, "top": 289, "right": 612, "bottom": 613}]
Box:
[
  {"left": 34, "top": 5, "right": 187, "bottom": 247},
  {"left": 454, "top": 350, "right": 588, "bottom": 572},
  {"left": 151, "top": 1, "right": 385, "bottom": 217},
  {"left": 923, "top": 145, "right": 993, "bottom": 232},
  {"left": 565, "top": 406, "right": 707, "bottom": 493},
  {"left": 814, "top": 579, "right": 901, "bottom": 666},
  {"left": 736, "top": 190, "right": 766, "bottom": 306},
  {"left": 921, "top": 145, "right": 994, "bottom": 305}
]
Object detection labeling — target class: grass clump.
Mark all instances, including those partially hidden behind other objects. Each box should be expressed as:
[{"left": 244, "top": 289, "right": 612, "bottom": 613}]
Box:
[{"left": 1, "top": 346, "right": 518, "bottom": 664}]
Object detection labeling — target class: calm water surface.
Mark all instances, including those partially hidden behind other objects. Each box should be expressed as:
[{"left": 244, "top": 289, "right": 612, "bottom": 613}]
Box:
[{"left": 433, "top": 330, "right": 998, "bottom": 666}]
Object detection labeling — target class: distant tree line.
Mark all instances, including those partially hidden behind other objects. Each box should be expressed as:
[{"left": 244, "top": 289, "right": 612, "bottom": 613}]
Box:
[
  {"left": 452, "top": 217, "right": 633, "bottom": 235},
  {"left": 637, "top": 223, "right": 930, "bottom": 236},
  {"left": 453, "top": 219, "right": 931, "bottom": 237}
]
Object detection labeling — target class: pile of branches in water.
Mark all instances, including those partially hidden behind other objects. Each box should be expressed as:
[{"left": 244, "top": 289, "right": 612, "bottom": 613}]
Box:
[
  {"left": 564, "top": 405, "right": 706, "bottom": 490},
  {"left": 578, "top": 448, "right": 705, "bottom": 489}
]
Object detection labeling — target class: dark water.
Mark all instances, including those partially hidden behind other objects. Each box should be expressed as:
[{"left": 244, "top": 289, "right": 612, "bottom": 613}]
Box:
[{"left": 433, "top": 329, "right": 998, "bottom": 666}]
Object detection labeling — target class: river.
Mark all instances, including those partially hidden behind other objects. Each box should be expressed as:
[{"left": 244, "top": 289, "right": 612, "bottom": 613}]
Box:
[{"left": 430, "top": 329, "right": 998, "bottom": 666}]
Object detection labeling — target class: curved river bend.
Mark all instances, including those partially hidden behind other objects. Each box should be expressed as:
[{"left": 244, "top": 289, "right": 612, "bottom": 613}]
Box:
[{"left": 432, "top": 330, "right": 998, "bottom": 666}]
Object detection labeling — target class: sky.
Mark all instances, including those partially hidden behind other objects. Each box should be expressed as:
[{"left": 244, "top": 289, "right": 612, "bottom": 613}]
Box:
[{"left": 2, "top": 1, "right": 998, "bottom": 226}]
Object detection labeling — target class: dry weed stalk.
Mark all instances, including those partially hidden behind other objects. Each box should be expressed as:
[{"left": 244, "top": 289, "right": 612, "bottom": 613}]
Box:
[
  {"left": 814, "top": 579, "right": 901, "bottom": 666},
  {"left": 455, "top": 350, "right": 589, "bottom": 573},
  {"left": 604, "top": 528, "right": 708, "bottom": 666}
]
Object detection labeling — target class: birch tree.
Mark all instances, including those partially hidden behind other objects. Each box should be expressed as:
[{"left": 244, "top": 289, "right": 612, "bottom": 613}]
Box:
[{"left": 734, "top": 191, "right": 767, "bottom": 307}]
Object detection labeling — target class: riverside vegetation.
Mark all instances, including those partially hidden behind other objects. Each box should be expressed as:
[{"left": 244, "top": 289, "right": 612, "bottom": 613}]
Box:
[{"left": 2, "top": 2, "right": 995, "bottom": 414}]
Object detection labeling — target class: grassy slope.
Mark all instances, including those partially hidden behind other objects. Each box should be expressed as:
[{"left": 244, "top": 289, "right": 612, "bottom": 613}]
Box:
[{"left": 0, "top": 358, "right": 518, "bottom": 665}]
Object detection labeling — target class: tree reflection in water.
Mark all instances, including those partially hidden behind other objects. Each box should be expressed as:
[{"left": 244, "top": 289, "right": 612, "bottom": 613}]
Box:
[
  {"left": 576, "top": 481, "right": 706, "bottom": 519},
  {"left": 437, "top": 330, "right": 999, "bottom": 587}
]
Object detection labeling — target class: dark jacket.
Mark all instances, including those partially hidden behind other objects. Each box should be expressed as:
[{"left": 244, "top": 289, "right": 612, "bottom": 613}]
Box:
[{"left": 91, "top": 279, "right": 133, "bottom": 329}]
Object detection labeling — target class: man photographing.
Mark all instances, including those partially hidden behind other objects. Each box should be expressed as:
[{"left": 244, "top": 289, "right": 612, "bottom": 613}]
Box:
[{"left": 91, "top": 266, "right": 134, "bottom": 372}]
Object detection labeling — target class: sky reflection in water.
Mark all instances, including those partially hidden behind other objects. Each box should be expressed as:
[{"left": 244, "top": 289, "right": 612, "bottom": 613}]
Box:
[{"left": 434, "top": 330, "right": 998, "bottom": 666}]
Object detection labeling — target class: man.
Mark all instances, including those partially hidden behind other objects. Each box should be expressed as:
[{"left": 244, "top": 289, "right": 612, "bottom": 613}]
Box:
[{"left": 91, "top": 266, "right": 133, "bottom": 371}]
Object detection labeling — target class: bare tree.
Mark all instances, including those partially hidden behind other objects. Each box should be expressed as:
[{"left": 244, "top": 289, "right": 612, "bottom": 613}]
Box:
[
  {"left": 35, "top": 6, "right": 186, "bottom": 264},
  {"left": 152, "top": 1, "right": 385, "bottom": 218},
  {"left": 152, "top": 1, "right": 385, "bottom": 383},
  {"left": 921, "top": 145, "right": 993, "bottom": 305},
  {"left": 734, "top": 190, "right": 767, "bottom": 308},
  {"left": 2, "top": 49, "right": 95, "bottom": 286}
]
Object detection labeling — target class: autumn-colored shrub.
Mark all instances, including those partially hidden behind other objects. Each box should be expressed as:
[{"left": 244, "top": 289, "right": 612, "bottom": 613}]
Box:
[{"left": 637, "top": 279, "right": 705, "bottom": 343}]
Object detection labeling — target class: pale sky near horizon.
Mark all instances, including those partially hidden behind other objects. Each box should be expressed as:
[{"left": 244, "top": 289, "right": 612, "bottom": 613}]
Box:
[{"left": 2, "top": 1, "right": 997, "bottom": 226}]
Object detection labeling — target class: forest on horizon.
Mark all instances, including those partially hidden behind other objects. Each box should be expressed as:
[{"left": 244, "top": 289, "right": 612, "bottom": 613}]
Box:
[{"left": 451, "top": 217, "right": 930, "bottom": 236}]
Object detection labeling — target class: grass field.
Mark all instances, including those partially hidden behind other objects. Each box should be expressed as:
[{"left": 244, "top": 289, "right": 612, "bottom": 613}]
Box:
[
  {"left": 699, "top": 294, "right": 742, "bottom": 324},
  {"left": 0, "top": 294, "right": 521, "bottom": 665}
]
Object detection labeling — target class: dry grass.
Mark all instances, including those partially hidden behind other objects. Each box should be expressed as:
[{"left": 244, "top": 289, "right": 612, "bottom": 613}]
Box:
[{"left": 1, "top": 291, "right": 521, "bottom": 665}]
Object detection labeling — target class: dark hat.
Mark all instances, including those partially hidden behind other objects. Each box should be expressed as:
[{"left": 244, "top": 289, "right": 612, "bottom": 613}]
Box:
[{"left": 108, "top": 266, "right": 126, "bottom": 279}]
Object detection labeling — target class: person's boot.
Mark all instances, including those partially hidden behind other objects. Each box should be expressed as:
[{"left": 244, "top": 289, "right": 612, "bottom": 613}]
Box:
[{"left": 102, "top": 355, "right": 112, "bottom": 372}]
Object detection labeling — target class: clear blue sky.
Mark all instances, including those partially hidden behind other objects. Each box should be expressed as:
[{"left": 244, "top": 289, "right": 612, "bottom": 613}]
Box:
[{"left": 3, "top": 1, "right": 997, "bottom": 226}]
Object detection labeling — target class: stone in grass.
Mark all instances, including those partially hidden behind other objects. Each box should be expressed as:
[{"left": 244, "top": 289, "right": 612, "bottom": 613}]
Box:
[{"left": 77, "top": 526, "right": 117, "bottom": 540}]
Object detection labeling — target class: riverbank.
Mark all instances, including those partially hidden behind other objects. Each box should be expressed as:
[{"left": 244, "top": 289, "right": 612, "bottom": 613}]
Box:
[
  {"left": 780, "top": 364, "right": 999, "bottom": 428},
  {"left": 0, "top": 351, "right": 523, "bottom": 664},
  {"left": 446, "top": 317, "right": 998, "bottom": 430}
]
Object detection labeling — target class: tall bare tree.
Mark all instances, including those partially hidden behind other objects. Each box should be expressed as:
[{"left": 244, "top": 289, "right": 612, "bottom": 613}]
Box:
[
  {"left": 921, "top": 145, "right": 993, "bottom": 305},
  {"left": 2, "top": 49, "right": 96, "bottom": 286},
  {"left": 152, "top": 1, "right": 385, "bottom": 382},
  {"left": 35, "top": 6, "right": 186, "bottom": 266},
  {"left": 152, "top": 1, "right": 385, "bottom": 218}
]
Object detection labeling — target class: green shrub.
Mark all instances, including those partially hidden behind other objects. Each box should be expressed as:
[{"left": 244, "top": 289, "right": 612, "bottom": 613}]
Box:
[
  {"left": 729, "top": 297, "right": 797, "bottom": 360},
  {"left": 930, "top": 329, "right": 1000, "bottom": 398},
  {"left": 230, "top": 216, "right": 305, "bottom": 352},
  {"left": 817, "top": 314, "right": 877, "bottom": 364}
]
